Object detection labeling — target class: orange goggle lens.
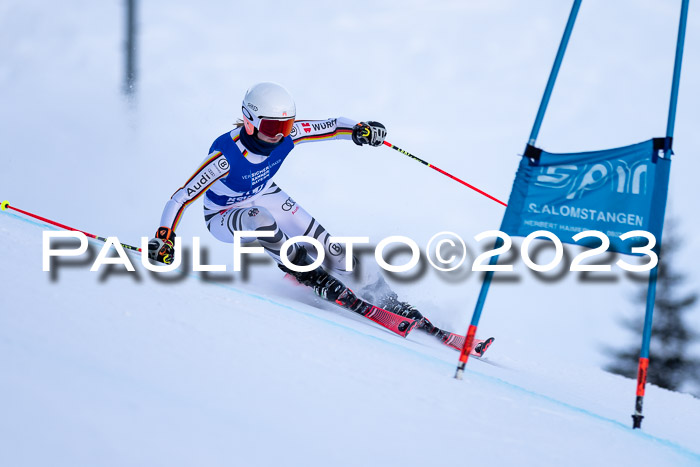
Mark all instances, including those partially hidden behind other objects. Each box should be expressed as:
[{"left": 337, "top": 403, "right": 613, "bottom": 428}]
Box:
[{"left": 258, "top": 118, "right": 295, "bottom": 138}]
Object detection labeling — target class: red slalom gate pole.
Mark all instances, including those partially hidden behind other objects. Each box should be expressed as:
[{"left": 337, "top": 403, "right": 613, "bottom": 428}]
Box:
[
  {"left": 1, "top": 200, "right": 142, "bottom": 253},
  {"left": 632, "top": 357, "right": 649, "bottom": 428},
  {"left": 382, "top": 141, "right": 508, "bottom": 207},
  {"left": 454, "top": 324, "right": 478, "bottom": 379}
]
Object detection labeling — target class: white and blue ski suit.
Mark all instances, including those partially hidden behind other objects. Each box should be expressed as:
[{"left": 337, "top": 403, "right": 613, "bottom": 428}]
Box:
[{"left": 157, "top": 117, "right": 393, "bottom": 302}]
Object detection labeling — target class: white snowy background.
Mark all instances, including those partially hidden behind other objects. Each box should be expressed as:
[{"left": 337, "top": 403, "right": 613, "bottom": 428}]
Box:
[{"left": 1, "top": 0, "right": 699, "bottom": 466}]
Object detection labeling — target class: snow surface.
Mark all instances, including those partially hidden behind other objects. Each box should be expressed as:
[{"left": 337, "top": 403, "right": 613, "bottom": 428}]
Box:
[
  {"left": 1, "top": 0, "right": 700, "bottom": 465},
  {"left": 2, "top": 205, "right": 700, "bottom": 466}
]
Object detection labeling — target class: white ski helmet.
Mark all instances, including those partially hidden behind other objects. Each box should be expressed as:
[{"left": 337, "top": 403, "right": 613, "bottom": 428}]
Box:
[{"left": 241, "top": 82, "right": 296, "bottom": 139}]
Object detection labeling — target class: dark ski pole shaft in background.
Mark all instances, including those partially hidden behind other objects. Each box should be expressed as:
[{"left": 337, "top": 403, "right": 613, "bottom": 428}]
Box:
[
  {"left": 454, "top": 0, "right": 582, "bottom": 380},
  {"left": 124, "top": 0, "right": 137, "bottom": 96},
  {"left": 382, "top": 141, "right": 508, "bottom": 207},
  {"left": 0, "top": 200, "right": 141, "bottom": 253},
  {"left": 632, "top": 0, "right": 689, "bottom": 430}
]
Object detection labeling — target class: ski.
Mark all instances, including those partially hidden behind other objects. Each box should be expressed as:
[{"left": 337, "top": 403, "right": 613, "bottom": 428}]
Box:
[
  {"left": 434, "top": 329, "right": 495, "bottom": 357},
  {"left": 284, "top": 274, "right": 417, "bottom": 338},
  {"left": 339, "top": 293, "right": 417, "bottom": 338}
]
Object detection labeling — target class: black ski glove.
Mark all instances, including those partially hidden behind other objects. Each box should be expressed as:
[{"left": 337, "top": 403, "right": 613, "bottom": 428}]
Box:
[
  {"left": 148, "top": 227, "right": 176, "bottom": 265},
  {"left": 352, "top": 121, "right": 386, "bottom": 147}
]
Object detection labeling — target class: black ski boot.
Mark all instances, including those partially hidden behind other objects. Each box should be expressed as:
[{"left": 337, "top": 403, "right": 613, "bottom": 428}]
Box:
[
  {"left": 379, "top": 294, "right": 437, "bottom": 333},
  {"left": 279, "top": 246, "right": 349, "bottom": 303}
]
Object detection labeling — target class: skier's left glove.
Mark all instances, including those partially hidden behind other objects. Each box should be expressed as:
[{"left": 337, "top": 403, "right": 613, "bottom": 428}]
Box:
[
  {"left": 352, "top": 121, "right": 386, "bottom": 147},
  {"left": 148, "top": 227, "right": 176, "bottom": 265}
]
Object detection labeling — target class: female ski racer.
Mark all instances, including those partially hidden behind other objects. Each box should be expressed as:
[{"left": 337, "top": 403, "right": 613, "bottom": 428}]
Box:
[{"left": 147, "top": 82, "right": 434, "bottom": 329}]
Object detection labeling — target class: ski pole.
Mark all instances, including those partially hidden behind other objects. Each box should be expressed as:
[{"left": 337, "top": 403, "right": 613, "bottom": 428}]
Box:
[
  {"left": 382, "top": 141, "right": 508, "bottom": 207},
  {"left": 1, "top": 200, "right": 142, "bottom": 252}
]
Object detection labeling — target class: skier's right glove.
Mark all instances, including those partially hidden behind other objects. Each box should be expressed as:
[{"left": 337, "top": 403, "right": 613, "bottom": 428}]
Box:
[
  {"left": 148, "top": 227, "right": 176, "bottom": 265},
  {"left": 352, "top": 121, "right": 386, "bottom": 147}
]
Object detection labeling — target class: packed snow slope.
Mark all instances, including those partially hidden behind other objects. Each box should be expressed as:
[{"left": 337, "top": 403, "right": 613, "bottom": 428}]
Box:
[
  {"left": 2, "top": 0, "right": 700, "bottom": 465},
  {"left": 2, "top": 208, "right": 700, "bottom": 466}
]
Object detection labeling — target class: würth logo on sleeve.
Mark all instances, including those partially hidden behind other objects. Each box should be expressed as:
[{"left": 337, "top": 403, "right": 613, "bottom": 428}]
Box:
[
  {"left": 311, "top": 119, "right": 336, "bottom": 131},
  {"left": 302, "top": 122, "right": 311, "bottom": 133}
]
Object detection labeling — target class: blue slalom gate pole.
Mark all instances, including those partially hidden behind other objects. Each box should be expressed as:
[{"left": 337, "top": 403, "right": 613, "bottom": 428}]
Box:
[
  {"left": 528, "top": 0, "right": 583, "bottom": 146},
  {"left": 666, "top": 0, "right": 689, "bottom": 141},
  {"left": 632, "top": 0, "right": 689, "bottom": 430},
  {"left": 455, "top": 0, "right": 582, "bottom": 379}
]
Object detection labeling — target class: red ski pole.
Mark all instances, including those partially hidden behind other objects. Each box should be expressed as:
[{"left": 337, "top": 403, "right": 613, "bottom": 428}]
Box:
[
  {"left": 382, "top": 141, "right": 508, "bottom": 207},
  {"left": 1, "top": 200, "right": 142, "bottom": 253}
]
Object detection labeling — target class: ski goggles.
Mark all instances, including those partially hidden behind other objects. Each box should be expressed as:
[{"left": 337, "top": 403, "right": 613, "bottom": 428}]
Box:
[{"left": 258, "top": 117, "right": 295, "bottom": 138}]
